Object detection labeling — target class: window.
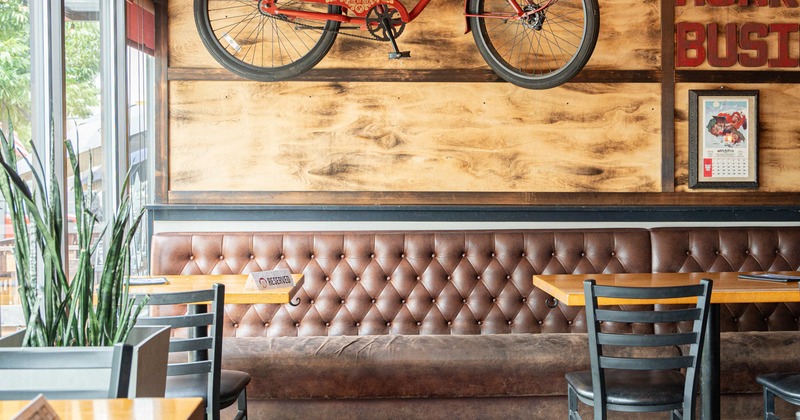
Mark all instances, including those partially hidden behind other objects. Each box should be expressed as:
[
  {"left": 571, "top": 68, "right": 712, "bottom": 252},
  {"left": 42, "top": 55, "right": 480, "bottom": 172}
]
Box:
[{"left": 0, "top": 0, "right": 153, "bottom": 333}]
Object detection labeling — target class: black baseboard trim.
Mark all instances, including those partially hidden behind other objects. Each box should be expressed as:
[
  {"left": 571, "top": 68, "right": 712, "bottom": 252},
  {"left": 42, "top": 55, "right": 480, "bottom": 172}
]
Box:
[{"left": 147, "top": 205, "right": 800, "bottom": 223}]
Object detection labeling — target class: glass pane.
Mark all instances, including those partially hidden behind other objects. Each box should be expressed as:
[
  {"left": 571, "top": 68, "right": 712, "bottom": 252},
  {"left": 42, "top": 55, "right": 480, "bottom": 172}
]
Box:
[
  {"left": 0, "top": 0, "right": 32, "bottom": 334},
  {"left": 64, "top": 0, "right": 102, "bottom": 282},
  {"left": 127, "top": 0, "right": 155, "bottom": 275}
]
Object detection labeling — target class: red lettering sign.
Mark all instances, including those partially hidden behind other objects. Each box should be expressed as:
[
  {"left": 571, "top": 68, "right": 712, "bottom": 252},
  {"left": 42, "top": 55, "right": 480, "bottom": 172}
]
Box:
[
  {"left": 738, "top": 22, "right": 768, "bottom": 67},
  {"left": 677, "top": 22, "right": 707, "bottom": 67}
]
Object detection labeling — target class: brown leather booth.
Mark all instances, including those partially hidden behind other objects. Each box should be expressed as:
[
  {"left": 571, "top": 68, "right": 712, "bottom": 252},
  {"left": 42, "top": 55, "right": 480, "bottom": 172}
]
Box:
[{"left": 151, "top": 227, "right": 800, "bottom": 419}]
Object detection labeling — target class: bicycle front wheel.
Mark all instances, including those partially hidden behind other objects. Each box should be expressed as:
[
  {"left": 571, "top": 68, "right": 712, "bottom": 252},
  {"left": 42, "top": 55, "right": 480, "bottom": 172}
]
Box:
[
  {"left": 469, "top": 0, "right": 599, "bottom": 89},
  {"left": 194, "top": 0, "right": 342, "bottom": 81}
]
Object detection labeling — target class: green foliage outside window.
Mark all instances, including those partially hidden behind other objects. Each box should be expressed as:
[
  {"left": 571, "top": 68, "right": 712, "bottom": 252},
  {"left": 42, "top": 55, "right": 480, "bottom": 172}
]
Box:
[{"left": 0, "top": 0, "right": 101, "bottom": 144}]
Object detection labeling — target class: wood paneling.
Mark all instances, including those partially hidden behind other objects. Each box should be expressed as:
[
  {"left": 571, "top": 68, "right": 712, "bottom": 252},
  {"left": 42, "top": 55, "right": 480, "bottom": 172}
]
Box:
[
  {"left": 169, "top": 81, "right": 661, "bottom": 193},
  {"left": 158, "top": 0, "right": 800, "bottom": 207}
]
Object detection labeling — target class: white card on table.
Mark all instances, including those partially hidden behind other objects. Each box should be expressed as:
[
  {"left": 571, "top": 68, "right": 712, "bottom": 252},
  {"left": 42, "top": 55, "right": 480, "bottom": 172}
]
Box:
[{"left": 245, "top": 269, "right": 295, "bottom": 290}]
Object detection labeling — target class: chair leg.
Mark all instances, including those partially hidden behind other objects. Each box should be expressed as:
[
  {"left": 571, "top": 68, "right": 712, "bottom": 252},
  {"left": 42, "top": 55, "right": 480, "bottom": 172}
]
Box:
[
  {"left": 567, "top": 383, "right": 581, "bottom": 420},
  {"left": 232, "top": 387, "right": 248, "bottom": 420},
  {"left": 764, "top": 387, "right": 777, "bottom": 420}
]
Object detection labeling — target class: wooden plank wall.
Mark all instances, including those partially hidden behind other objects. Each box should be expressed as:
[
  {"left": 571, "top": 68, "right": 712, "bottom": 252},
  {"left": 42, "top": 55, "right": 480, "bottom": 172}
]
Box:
[{"left": 158, "top": 0, "right": 800, "bottom": 206}]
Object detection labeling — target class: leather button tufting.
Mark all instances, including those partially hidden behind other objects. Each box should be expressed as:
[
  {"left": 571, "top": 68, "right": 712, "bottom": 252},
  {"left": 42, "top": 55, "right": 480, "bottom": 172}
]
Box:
[
  {"left": 295, "top": 323, "right": 300, "bottom": 327},
  {"left": 386, "top": 322, "right": 391, "bottom": 326},
  {"left": 462, "top": 298, "right": 467, "bottom": 303},
  {"left": 522, "top": 298, "right": 527, "bottom": 302},
  {"left": 491, "top": 253, "right": 495, "bottom": 257},
  {"left": 341, "top": 299, "right": 346, "bottom": 304},
  {"left": 356, "top": 322, "right": 361, "bottom": 327},
  {"left": 340, "top": 254, "right": 345, "bottom": 259},
  {"left": 477, "top": 321, "right": 483, "bottom": 325},
  {"left": 580, "top": 252, "right": 585, "bottom": 257},
  {"left": 325, "top": 322, "right": 330, "bottom": 327},
  {"left": 370, "top": 254, "right": 375, "bottom": 259},
  {"left": 611, "top": 252, "right": 616, "bottom": 256},
  {"left": 447, "top": 321, "right": 452, "bottom": 326},
  {"left": 432, "top": 298, "right": 437, "bottom": 303},
  {"left": 219, "top": 255, "right": 224, "bottom": 260},
  {"left": 233, "top": 323, "right": 239, "bottom": 328},
  {"left": 538, "top": 320, "right": 543, "bottom": 325},
  {"left": 280, "top": 255, "right": 285, "bottom": 259},
  {"left": 310, "top": 299, "right": 315, "bottom": 304},
  {"left": 568, "top": 320, "right": 573, "bottom": 325},
  {"left": 715, "top": 251, "right": 720, "bottom": 255},
  {"left": 371, "top": 299, "right": 376, "bottom": 303},
  {"left": 492, "top": 298, "right": 497, "bottom": 302},
  {"left": 506, "top": 275, "right": 511, "bottom": 279},
  {"left": 355, "top": 276, "right": 361, "bottom": 281},
  {"left": 507, "top": 320, "right": 513, "bottom": 325},
  {"left": 189, "top": 255, "right": 194, "bottom": 260},
  {"left": 401, "top": 299, "right": 406, "bottom": 304},
  {"left": 416, "top": 321, "right": 421, "bottom": 326},
  {"left": 745, "top": 250, "right": 750, "bottom": 254},
  {"left": 249, "top": 255, "right": 255, "bottom": 259},
  {"left": 686, "top": 251, "right": 691, "bottom": 255}
]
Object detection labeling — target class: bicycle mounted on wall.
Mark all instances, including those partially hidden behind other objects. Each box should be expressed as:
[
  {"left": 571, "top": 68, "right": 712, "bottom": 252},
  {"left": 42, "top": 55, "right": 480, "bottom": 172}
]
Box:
[{"left": 194, "top": 0, "right": 599, "bottom": 89}]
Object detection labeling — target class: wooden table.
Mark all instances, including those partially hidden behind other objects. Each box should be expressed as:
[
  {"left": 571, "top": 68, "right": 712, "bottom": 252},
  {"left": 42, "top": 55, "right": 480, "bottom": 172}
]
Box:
[
  {"left": 2, "top": 274, "right": 305, "bottom": 306},
  {"left": 533, "top": 271, "right": 800, "bottom": 420},
  {"left": 0, "top": 397, "right": 203, "bottom": 419},
  {"left": 130, "top": 273, "right": 305, "bottom": 305}
]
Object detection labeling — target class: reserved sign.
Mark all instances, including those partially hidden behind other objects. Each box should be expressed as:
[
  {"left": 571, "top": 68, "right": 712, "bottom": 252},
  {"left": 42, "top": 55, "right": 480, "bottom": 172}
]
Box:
[{"left": 245, "top": 269, "right": 296, "bottom": 291}]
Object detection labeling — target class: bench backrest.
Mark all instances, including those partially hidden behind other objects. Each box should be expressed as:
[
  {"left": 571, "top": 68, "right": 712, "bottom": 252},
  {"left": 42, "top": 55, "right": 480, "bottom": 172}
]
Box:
[{"left": 151, "top": 230, "right": 651, "bottom": 336}]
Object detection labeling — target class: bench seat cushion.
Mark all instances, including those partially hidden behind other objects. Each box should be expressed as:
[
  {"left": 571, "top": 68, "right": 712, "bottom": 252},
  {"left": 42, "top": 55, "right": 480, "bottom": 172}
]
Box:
[
  {"left": 222, "top": 334, "right": 592, "bottom": 400},
  {"left": 720, "top": 331, "right": 800, "bottom": 394}
]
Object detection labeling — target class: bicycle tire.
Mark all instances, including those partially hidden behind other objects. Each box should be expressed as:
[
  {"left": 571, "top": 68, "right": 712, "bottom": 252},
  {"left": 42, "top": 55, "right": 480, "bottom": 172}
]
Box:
[
  {"left": 469, "top": 0, "right": 599, "bottom": 89},
  {"left": 194, "top": 0, "right": 342, "bottom": 82}
]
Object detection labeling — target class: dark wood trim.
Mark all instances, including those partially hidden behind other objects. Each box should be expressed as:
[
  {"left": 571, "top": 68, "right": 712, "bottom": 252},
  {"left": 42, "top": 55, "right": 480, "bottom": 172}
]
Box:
[
  {"left": 661, "top": 0, "right": 676, "bottom": 192},
  {"left": 676, "top": 70, "right": 800, "bottom": 84},
  {"left": 166, "top": 190, "right": 800, "bottom": 207},
  {"left": 167, "top": 67, "right": 661, "bottom": 84},
  {"left": 154, "top": 0, "right": 169, "bottom": 204}
]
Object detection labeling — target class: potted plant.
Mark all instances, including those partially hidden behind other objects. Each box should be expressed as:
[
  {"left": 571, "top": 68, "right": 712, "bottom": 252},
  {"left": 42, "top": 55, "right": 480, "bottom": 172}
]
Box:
[{"left": 0, "top": 122, "right": 168, "bottom": 398}]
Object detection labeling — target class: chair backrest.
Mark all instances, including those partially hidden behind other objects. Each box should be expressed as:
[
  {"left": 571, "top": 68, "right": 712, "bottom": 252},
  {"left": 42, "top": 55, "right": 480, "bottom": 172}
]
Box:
[
  {"left": 583, "top": 278, "right": 713, "bottom": 418},
  {"left": 135, "top": 284, "right": 224, "bottom": 418},
  {"left": 0, "top": 342, "right": 133, "bottom": 400}
]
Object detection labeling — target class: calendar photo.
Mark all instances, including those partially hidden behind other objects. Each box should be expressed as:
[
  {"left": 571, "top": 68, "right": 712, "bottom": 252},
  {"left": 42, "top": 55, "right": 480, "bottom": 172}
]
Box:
[{"left": 688, "top": 90, "right": 758, "bottom": 189}]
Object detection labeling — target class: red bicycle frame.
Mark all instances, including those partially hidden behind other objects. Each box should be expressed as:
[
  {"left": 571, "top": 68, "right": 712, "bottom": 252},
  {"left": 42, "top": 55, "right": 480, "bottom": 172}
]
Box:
[{"left": 259, "top": 0, "right": 559, "bottom": 33}]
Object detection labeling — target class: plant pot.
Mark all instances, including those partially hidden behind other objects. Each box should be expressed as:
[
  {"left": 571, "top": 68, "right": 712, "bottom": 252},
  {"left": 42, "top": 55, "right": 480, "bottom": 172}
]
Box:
[{"left": 0, "top": 325, "right": 170, "bottom": 399}]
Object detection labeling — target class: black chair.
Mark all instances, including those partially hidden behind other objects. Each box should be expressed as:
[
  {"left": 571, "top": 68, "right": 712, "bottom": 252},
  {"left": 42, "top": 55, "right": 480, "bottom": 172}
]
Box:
[
  {"left": 565, "top": 278, "right": 713, "bottom": 420},
  {"left": 0, "top": 342, "right": 133, "bottom": 399},
  {"left": 135, "top": 284, "right": 251, "bottom": 420},
  {"left": 756, "top": 372, "right": 800, "bottom": 420}
]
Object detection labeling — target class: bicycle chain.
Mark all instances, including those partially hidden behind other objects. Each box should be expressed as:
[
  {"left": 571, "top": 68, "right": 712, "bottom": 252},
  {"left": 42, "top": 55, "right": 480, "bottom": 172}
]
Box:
[{"left": 265, "top": 12, "right": 390, "bottom": 42}]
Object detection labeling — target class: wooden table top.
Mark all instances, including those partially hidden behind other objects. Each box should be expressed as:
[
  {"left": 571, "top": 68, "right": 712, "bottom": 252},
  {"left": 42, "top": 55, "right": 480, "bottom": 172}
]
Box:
[
  {"left": 1, "top": 274, "right": 304, "bottom": 306},
  {"left": 129, "top": 274, "right": 305, "bottom": 304},
  {"left": 0, "top": 397, "right": 203, "bottom": 420},
  {"left": 533, "top": 271, "right": 800, "bottom": 306}
]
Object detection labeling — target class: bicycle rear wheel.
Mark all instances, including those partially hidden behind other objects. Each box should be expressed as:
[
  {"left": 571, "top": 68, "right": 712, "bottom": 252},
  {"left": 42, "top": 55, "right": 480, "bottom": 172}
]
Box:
[
  {"left": 194, "top": 0, "right": 342, "bottom": 81},
  {"left": 469, "top": 0, "right": 599, "bottom": 89}
]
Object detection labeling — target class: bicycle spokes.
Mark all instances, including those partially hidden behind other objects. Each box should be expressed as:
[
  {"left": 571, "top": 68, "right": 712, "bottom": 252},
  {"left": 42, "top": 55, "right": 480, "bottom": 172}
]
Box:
[{"left": 469, "top": 0, "right": 598, "bottom": 88}]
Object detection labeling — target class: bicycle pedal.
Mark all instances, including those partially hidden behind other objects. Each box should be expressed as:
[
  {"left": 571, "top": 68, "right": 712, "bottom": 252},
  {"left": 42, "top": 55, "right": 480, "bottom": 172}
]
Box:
[{"left": 388, "top": 51, "right": 411, "bottom": 59}]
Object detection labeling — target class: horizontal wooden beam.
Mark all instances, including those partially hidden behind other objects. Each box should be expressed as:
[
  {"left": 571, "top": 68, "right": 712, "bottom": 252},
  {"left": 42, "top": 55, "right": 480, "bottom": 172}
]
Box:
[
  {"left": 168, "top": 67, "right": 661, "bottom": 83},
  {"left": 677, "top": 70, "right": 800, "bottom": 84},
  {"left": 167, "top": 190, "right": 800, "bottom": 207}
]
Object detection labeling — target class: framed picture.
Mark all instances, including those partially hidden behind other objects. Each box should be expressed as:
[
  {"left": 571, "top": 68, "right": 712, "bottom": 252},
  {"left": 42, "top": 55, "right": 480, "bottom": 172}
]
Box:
[{"left": 689, "top": 90, "right": 758, "bottom": 189}]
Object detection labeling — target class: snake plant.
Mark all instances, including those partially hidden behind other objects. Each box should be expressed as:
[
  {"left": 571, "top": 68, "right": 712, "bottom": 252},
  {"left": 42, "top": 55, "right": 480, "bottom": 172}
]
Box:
[{"left": 0, "top": 122, "right": 147, "bottom": 347}]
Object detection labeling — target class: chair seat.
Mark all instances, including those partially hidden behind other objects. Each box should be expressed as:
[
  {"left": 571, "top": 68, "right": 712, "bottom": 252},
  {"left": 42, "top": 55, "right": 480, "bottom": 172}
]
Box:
[
  {"left": 165, "top": 370, "right": 251, "bottom": 408},
  {"left": 566, "top": 369, "right": 686, "bottom": 406},
  {"left": 757, "top": 372, "right": 800, "bottom": 403}
]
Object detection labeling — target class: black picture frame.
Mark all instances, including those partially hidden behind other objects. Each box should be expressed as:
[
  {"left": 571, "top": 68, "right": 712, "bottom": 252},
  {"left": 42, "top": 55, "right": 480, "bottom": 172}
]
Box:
[{"left": 688, "top": 90, "right": 759, "bottom": 189}]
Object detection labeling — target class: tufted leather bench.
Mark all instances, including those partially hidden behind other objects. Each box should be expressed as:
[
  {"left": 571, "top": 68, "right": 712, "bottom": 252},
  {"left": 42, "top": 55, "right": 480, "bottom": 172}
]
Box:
[{"left": 151, "top": 227, "right": 800, "bottom": 419}]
